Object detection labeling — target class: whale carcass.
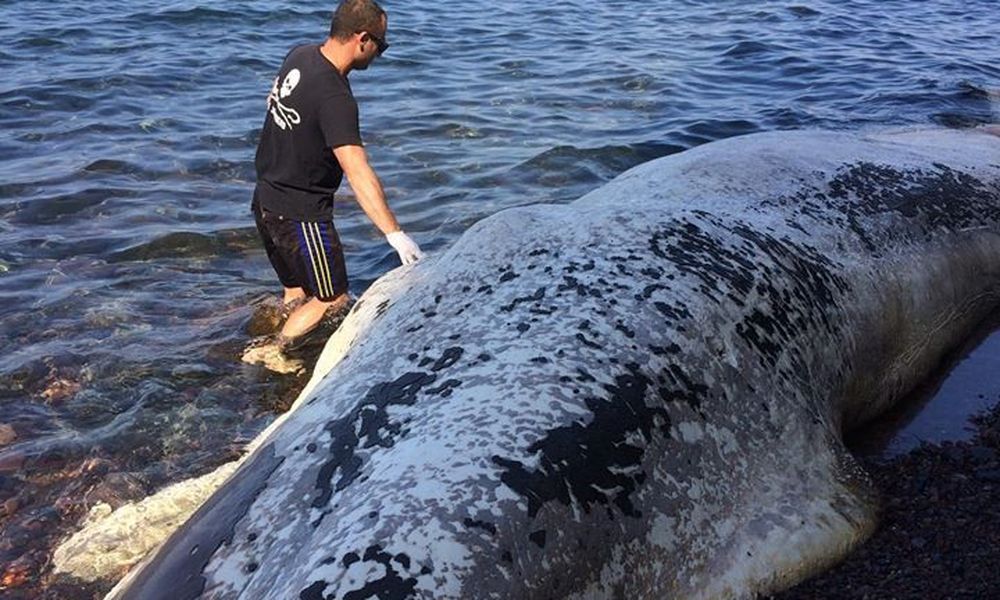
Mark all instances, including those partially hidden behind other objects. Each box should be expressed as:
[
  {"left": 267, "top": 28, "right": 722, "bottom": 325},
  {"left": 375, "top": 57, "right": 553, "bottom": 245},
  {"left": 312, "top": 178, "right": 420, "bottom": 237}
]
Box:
[{"left": 107, "top": 127, "right": 1000, "bottom": 599}]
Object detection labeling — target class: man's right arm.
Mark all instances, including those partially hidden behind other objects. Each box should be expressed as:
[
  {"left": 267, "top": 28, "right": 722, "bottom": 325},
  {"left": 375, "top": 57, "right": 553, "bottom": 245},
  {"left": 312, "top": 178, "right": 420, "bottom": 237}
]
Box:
[{"left": 333, "top": 144, "right": 423, "bottom": 264}]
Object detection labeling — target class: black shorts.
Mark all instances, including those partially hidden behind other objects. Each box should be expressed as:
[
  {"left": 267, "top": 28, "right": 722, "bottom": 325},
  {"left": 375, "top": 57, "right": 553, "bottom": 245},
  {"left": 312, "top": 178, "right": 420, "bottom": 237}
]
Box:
[{"left": 254, "top": 205, "right": 348, "bottom": 301}]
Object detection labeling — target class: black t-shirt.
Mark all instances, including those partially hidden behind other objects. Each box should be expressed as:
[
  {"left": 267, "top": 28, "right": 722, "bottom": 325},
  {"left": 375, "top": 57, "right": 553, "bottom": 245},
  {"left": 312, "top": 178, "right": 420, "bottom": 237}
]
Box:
[{"left": 253, "top": 44, "right": 362, "bottom": 221}]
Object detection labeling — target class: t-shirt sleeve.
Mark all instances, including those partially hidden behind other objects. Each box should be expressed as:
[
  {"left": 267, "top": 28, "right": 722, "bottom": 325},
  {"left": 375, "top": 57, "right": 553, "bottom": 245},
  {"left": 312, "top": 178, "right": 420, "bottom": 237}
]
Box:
[{"left": 318, "top": 94, "right": 362, "bottom": 149}]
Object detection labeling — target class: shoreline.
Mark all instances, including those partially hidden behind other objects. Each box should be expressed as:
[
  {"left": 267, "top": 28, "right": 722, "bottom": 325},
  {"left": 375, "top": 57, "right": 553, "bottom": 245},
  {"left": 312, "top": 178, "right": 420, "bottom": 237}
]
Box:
[{"left": 771, "top": 399, "right": 1000, "bottom": 599}]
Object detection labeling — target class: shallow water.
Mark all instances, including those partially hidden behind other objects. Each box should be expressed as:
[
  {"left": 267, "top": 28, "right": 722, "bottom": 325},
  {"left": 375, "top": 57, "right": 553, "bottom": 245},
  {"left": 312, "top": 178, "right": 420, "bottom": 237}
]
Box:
[
  {"left": 0, "top": 0, "right": 998, "bottom": 596},
  {"left": 850, "top": 317, "right": 1000, "bottom": 458}
]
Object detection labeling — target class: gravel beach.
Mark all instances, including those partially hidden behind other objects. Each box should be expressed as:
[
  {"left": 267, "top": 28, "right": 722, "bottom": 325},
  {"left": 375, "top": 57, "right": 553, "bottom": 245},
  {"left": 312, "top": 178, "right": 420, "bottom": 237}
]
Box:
[{"left": 772, "top": 400, "right": 1000, "bottom": 600}]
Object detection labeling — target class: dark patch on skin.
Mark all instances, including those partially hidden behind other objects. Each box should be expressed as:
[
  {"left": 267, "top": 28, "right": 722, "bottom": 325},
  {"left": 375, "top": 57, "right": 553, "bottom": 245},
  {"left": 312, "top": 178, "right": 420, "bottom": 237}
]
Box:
[
  {"left": 529, "top": 530, "right": 547, "bottom": 548},
  {"left": 530, "top": 356, "right": 550, "bottom": 364},
  {"left": 649, "top": 216, "right": 850, "bottom": 374},
  {"left": 640, "top": 267, "right": 663, "bottom": 280},
  {"left": 517, "top": 323, "right": 530, "bottom": 333},
  {"left": 432, "top": 347, "right": 464, "bottom": 371},
  {"left": 501, "top": 286, "right": 547, "bottom": 312},
  {"left": 313, "top": 371, "right": 439, "bottom": 508},
  {"left": 426, "top": 379, "right": 462, "bottom": 397},
  {"left": 343, "top": 552, "right": 361, "bottom": 567},
  {"left": 300, "top": 581, "right": 327, "bottom": 600},
  {"left": 639, "top": 283, "right": 668, "bottom": 300},
  {"left": 375, "top": 300, "right": 391, "bottom": 318},
  {"left": 825, "top": 161, "right": 999, "bottom": 250},
  {"left": 492, "top": 363, "right": 674, "bottom": 518},
  {"left": 659, "top": 364, "right": 709, "bottom": 415},
  {"left": 115, "top": 445, "right": 284, "bottom": 600},
  {"left": 649, "top": 220, "right": 758, "bottom": 305},
  {"left": 563, "top": 259, "right": 596, "bottom": 274},
  {"left": 405, "top": 324, "right": 423, "bottom": 333},
  {"left": 464, "top": 518, "right": 498, "bottom": 536},
  {"left": 557, "top": 275, "right": 591, "bottom": 297},
  {"left": 528, "top": 248, "right": 550, "bottom": 257},
  {"left": 728, "top": 223, "right": 850, "bottom": 369},
  {"left": 477, "top": 353, "right": 492, "bottom": 362},
  {"left": 653, "top": 301, "right": 691, "bottom": 322},
  {"left": 306, "top": 443, "right": 317, "bottom": 453},
  {"left": 476, "top": 284, "right": 493, "bottom": 295},
  {"left": 650, "top": 343, "right": 682, "bottom": 356},
  {"left": 337, "top": 545, "right": 420, "bottom": 600},
  {"left": 499, "top": 270, "right": 519, "bottom": 283},
  {"left": 575, "top": 332, "right": 601, "bottom": 350},
  {"left": 614, "top": 321, "right": 636, "bottom": 338}
]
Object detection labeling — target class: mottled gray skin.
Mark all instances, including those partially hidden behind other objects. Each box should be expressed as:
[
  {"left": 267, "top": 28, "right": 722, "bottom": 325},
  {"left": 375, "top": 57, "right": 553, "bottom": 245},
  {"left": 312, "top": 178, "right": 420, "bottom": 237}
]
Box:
[{"left": 111, "top": 128, "right": 1000, "bottom": 599}]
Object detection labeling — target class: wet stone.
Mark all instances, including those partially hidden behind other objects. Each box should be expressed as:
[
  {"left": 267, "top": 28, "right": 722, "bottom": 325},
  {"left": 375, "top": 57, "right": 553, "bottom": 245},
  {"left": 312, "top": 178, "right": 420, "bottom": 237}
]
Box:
[
  {"left": 84, "top": 472, "right": 147, "bottom": 509},
  {"left": 0, "top": 425, "right": 15, "bottom": 447},
  {"left": 0, "top": 451, "right": 25, "bottom": 474}
]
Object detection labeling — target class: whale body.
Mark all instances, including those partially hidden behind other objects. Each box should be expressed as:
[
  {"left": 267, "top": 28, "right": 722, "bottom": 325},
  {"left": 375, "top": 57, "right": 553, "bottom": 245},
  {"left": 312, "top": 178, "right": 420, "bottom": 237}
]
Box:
[{"left": 107, "top": 127, "right": 1000, "bottom": 599}]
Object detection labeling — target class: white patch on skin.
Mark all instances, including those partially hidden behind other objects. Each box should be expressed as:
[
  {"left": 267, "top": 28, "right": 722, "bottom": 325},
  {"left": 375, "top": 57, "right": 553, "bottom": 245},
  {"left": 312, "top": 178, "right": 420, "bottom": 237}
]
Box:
[{"left": 676, "top": 420, "right": 704, "bottom": 443}]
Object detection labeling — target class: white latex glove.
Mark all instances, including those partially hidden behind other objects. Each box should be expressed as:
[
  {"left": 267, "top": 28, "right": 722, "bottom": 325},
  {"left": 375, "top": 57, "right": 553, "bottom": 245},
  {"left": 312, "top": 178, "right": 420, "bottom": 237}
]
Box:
[{"left": 386, "top": 230, "right": 424, "bottom": 265}]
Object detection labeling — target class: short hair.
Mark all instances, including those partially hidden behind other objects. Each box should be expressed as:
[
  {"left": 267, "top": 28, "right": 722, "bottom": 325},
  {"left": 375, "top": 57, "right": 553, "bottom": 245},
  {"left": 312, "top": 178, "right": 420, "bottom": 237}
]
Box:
[{"left": 329, "top": 0, "right": 386, "bottom": 40}]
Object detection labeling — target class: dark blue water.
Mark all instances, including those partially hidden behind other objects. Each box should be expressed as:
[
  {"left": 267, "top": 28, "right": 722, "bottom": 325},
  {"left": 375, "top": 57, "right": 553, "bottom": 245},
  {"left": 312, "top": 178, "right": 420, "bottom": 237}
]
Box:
[{"left": 0, "top": 0, "right": 997, "bottom": 596}]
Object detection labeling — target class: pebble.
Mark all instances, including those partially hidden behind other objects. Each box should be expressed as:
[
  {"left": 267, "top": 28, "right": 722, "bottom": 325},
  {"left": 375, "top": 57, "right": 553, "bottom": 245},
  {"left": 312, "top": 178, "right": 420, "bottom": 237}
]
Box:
[
  {"left": 0, "top": 424, "right": 15, "bottom": 447},
  {"left": 1, "top": 497, "right": 19, "bottom": 517},
  {"left": 0, "top": 451, "right": 24, "bottom": 473}
]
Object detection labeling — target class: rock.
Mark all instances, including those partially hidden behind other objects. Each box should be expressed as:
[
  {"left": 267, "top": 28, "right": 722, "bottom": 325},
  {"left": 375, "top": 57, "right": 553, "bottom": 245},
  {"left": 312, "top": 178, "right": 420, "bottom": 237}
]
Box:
[
  {"left": 1, "top": 497, "right": 19, "bottom": 518},
  {"left": 40, "top": 377, "right": 81, "bottom": 403},
  {"left": 246, "top": 298, "right": 284, "bottom": 336},
  {"left": 0, "top": 451, "right": 24, "bottom": 474},
  {"left": 0, "top": 424, "right": 15, "bottom": 447}
]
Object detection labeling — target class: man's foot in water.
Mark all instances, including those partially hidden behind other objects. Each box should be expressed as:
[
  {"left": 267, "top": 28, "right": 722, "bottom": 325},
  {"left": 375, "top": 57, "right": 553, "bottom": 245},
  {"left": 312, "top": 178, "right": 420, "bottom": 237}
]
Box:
[
  {"left": 241, "top": 333, "right": 306, "bottom": 375},
  {"left": 241, "top": 297, "right": 352, "bottom": 374}
]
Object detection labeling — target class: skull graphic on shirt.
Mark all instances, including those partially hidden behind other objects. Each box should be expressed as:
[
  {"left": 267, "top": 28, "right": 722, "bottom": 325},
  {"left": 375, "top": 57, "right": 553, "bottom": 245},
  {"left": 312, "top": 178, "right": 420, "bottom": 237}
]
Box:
[{"left": 268, "top": 69, "right": 302, "bottom": 130}]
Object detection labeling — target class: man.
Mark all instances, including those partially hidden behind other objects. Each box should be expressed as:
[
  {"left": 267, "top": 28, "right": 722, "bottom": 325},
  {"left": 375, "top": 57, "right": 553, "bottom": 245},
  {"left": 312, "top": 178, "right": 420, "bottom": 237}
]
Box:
[{"left": 246, "top": 0, "right": 422, "bottom": 366}]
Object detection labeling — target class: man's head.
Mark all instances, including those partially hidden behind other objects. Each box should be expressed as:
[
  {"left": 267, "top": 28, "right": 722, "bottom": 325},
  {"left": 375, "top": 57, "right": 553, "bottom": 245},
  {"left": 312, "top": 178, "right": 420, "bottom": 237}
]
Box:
[{"left": 329, "top": 0, "right": 388, "bottom": 71}]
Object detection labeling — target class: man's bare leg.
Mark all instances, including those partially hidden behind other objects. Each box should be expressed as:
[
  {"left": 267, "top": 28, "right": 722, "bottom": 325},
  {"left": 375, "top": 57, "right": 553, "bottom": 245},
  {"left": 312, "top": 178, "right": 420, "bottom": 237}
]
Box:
[{"left": 281, "top": 293, "right": 350, "bottom": 340}]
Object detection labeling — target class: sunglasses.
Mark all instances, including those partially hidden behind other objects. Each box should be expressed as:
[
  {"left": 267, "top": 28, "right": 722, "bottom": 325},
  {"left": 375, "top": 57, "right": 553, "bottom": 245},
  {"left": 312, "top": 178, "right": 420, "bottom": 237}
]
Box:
[{"left": 364, "top": 31, "right": 389, "bottom": 56}]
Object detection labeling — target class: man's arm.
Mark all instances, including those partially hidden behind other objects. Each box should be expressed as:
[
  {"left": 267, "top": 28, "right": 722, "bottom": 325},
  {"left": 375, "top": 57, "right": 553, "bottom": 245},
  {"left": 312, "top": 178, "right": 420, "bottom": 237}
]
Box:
[
  {"left": 333, "top": 144, "right": 400, "bottom": 234},
  {"left": 333, "top": 144, "right": 423, "bottom": 264}
]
